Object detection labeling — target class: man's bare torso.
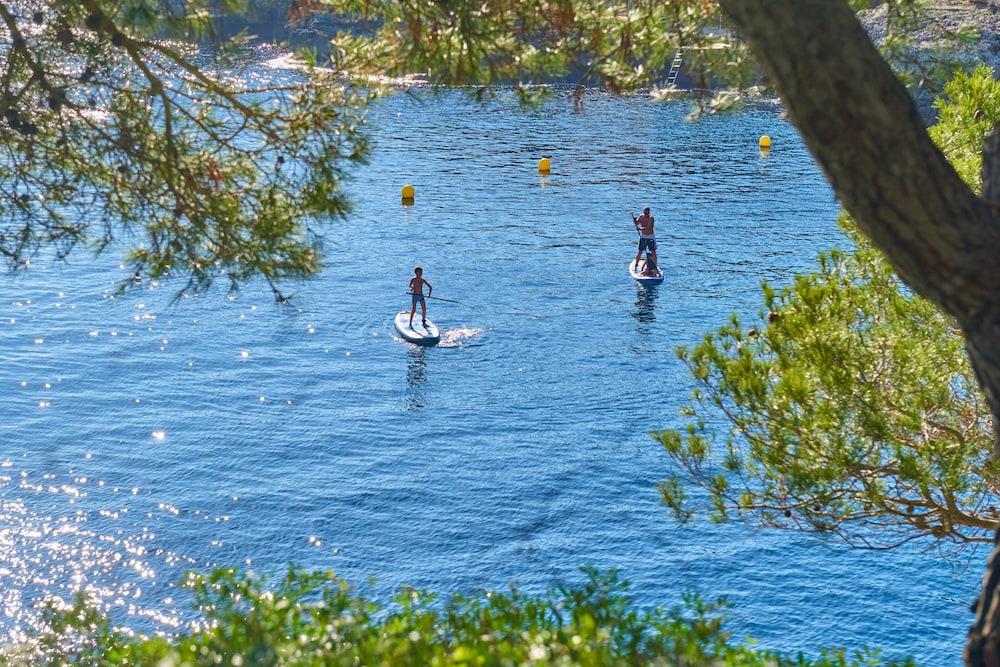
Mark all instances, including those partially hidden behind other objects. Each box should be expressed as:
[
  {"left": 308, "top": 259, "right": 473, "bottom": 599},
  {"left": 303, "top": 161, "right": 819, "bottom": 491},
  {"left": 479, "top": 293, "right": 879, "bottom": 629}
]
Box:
[{"left": 636, "top": 213, "right": 654, "bottom": 237}]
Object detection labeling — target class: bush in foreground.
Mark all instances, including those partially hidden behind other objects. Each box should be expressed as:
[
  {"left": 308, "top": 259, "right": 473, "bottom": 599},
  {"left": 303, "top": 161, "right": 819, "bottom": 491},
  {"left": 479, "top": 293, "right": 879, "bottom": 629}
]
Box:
[{"left": 10, "top": 567, "right": 910, "bottom": 666}]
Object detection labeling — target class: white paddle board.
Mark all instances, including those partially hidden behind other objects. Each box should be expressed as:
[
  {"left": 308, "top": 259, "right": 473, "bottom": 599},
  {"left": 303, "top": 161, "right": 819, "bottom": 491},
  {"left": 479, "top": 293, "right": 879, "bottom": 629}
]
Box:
[
  {"left": 394, "top": 311, "right": 441, "bottom": 345},
  {"left": 629, "top": 259, "right": 664, "bottom": 285}
]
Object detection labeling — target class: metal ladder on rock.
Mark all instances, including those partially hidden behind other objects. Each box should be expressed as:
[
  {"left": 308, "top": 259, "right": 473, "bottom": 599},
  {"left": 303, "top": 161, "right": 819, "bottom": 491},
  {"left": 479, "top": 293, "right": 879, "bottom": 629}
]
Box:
[{"left": 666, "top": 50, "right": 683, "bottom": 86}]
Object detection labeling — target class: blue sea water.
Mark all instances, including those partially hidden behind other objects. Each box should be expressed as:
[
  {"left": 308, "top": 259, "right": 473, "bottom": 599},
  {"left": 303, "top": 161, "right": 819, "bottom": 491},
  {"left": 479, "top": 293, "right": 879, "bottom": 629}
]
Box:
[{"left": 0, "top": 84, "right": 979, "bottom": 664}]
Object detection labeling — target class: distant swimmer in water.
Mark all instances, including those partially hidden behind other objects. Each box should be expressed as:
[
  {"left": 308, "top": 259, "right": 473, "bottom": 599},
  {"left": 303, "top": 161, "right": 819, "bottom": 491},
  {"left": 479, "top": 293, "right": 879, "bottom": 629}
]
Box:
[
  {"left": 632, "top": 206, "right": 657, "bottom": 271},
  {"left": 408, "top": 266, "right": 432, "bottom": 328}
]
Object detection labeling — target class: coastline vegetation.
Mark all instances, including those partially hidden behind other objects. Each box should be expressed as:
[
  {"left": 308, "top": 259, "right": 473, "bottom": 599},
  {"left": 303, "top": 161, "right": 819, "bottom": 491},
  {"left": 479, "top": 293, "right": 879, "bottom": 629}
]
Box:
[{"left": 8, "top": 568, "right": 910, "bottom": 666}]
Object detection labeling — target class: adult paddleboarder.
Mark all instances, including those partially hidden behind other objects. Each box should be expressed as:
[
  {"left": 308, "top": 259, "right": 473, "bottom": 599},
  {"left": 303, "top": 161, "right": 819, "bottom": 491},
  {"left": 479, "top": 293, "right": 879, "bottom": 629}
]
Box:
[{"left": 632, "top": 207, "right": 657, "bottom": 271}]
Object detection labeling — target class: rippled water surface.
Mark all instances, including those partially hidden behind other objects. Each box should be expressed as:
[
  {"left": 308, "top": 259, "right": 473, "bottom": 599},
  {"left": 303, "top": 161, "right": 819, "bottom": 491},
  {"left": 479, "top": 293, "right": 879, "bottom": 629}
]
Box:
[{"left": 0, "top": 83, "right": 977, "bottom": 663}]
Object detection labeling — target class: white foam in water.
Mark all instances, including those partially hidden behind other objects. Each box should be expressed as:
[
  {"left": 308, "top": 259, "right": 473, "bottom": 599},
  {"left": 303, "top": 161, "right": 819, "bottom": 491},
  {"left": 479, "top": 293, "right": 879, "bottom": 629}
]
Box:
[{"left": 437, "top": 327, "right": 484, "bottom": 347}]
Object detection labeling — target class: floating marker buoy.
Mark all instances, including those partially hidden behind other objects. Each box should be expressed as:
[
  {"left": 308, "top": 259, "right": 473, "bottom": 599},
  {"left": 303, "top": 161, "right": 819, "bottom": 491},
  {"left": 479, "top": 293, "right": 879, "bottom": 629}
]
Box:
[
  {"left": 401, "top": 183, "right": 415, "bottom": 204},
  {"left": 538, "top": 157, "right": 551, "bottom": 173},
  {"left": 758, "top": 135, "right": 772, "bottom": 149}
]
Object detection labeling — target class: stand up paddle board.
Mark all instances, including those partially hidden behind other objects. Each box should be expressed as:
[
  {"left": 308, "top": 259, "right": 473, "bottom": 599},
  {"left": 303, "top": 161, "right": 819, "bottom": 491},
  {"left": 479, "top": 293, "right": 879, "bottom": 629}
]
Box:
[
  {"left": 394, "top": 311, "right": 441, "bottom": 345},
  {"left": 629, "top": 259, "right": 664, "bottom": 285}
]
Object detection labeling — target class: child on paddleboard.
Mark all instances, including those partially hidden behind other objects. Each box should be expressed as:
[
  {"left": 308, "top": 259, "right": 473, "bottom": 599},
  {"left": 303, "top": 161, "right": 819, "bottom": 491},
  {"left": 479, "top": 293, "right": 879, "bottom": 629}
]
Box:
[
  {"left": 409, "top": 267, "right": 432, "bottom": 328},
  {"left": 640, "top": 252, "right": 660, "bottom": 277}
]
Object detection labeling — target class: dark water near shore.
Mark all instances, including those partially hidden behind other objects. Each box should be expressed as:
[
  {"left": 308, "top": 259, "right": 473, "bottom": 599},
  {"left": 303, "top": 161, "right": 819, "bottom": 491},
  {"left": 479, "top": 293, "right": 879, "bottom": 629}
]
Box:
[{"left": 0, "top": 82, "right": 976, "bottom": 663}]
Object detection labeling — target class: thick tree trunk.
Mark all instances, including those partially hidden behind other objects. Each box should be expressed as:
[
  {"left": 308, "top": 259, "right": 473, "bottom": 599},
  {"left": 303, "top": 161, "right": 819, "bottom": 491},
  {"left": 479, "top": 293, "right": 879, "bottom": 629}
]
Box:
[
  {"left": 983, "top": 126, "right": 1000, "bottom": 468},
  {"left": 968, "top": 127, "right": 1000, "bottom": 666},
  {"left": 984, "top": 126, "right": 1000, "bottom": 206},
  {"left": 714, "top": 1, "right": 1000, "bottom": 663}
]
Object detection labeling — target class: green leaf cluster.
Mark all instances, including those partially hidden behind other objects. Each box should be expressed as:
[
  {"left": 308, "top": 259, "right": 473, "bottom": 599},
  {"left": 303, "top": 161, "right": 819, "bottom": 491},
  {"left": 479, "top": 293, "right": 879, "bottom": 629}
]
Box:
[
  {"left": 306, "top": 0, "right": 754, "bottom": 101},
  {"left": 0, "top": 0, "right": 371, "bottom": 297},
  {"left": 929, "top": 66, "right": 1000, "bottom": 190},
  {"left": 294, "top": 0, "right": 972, "bottom": 108},
  {"left": 657, "top": 66, "right": 1000, "bottom": 549},
  {"left": 9, "top": 566, "right": 910, "bottom": 666}
]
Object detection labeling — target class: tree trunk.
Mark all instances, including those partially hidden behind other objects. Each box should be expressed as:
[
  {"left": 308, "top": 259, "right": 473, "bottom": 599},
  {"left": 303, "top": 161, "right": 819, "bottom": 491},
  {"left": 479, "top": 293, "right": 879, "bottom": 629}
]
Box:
[
  {"left": 984, "top": 126, "right": 1000, "bottom": 206},
  {"left": 714, "top": 1, "right": 1000, "bottom": 663},
  {"left": 968, "top": 126, "right": 1000, "bottom": 666}
]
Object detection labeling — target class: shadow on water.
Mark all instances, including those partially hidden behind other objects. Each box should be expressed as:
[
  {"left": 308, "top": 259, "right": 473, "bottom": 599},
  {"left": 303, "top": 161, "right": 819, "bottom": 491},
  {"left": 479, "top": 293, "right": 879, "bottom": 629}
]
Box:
[
  {"left": 631, "top": 284, "right": 659, "bottom": 329},
  {"left": 405, "top": 346, "right": 428, "bottom": 412}
]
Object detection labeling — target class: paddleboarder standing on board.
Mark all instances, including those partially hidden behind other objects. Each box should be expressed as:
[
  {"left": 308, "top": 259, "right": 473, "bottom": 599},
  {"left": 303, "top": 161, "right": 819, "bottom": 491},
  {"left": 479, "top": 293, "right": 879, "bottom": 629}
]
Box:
[
  {"left": 408, "top": 267, "right": 432, "bottom": 328},
  {"left": 632, "top": 207, "right": 657, "bottom": 271}
]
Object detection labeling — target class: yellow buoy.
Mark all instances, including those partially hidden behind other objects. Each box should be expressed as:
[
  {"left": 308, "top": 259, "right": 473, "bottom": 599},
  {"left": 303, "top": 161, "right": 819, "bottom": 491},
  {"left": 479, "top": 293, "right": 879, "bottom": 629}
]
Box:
[
  {"left": 538, "top": 157, "right": 551, "bottom": 173},
  {"left": 758, "top": 135, "right": 772, "bottom": 149},
  {"left": 401, "top": 184, "right": 415, "bottom": 200}
]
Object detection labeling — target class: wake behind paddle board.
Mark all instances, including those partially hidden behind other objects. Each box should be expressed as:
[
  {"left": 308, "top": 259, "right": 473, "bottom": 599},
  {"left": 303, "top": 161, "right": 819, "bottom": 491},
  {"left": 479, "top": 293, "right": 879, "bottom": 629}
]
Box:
[
  {"left": 629, "top": 259, "right": 664, "bottom": 285},
  {"left": 394, "top": 311, "right": 441, "bottom": 345}
]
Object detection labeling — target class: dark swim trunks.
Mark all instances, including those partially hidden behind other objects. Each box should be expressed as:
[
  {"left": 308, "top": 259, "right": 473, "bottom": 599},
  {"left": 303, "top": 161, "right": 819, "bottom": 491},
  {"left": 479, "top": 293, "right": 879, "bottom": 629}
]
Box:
[
  {"left": 411, "top": 292, "right": 425, "bottom": 306},
  {"left": 638, "top": 237, "right": 657, "bottom": 253}
]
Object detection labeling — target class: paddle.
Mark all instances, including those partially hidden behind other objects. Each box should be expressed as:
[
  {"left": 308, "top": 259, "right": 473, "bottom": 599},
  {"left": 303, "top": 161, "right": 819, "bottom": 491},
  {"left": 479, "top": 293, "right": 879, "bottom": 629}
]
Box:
[
  {"left": 406, "top": 293, "right": 466, "bottom": 306},
  {"left": 426, "top": 295, "right": 465, "bottom": 305},
  {"left": 628, "top": 211, "right": 641, "bottom": 234}
]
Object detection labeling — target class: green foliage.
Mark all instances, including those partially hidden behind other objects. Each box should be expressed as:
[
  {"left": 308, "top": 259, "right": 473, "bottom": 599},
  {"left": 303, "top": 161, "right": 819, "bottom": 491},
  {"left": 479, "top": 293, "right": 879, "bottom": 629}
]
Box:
[
  {"left": 292, "top": 0, "right": 971, "bottom": 108},
  {"left": 305, "top": 0, "right": 755, "bottom": 103},
  {"left": 11, "top": 567, "right": 910, "bottom": 666},
  {"left": 657, "top": 67, "right": 1000, "bottom": 548},
  {"left": 930, "top": 66, "right": 1000, "bottom": 189},
  {"left": 0, "top": 0, "right": 370, "bottom": 297},
  {"left": 658, "top": 235, "right": 998, "bottom": 547}
]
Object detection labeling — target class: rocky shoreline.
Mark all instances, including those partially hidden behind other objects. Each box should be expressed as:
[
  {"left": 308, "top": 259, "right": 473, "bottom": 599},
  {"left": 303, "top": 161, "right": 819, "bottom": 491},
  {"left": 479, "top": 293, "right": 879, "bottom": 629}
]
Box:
[
  {"left": 861, "top": 0, "right": 1000, "bottom": 71},
  {"left": 858, "top": 0, "right": 1000, "bottom": 119}
]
